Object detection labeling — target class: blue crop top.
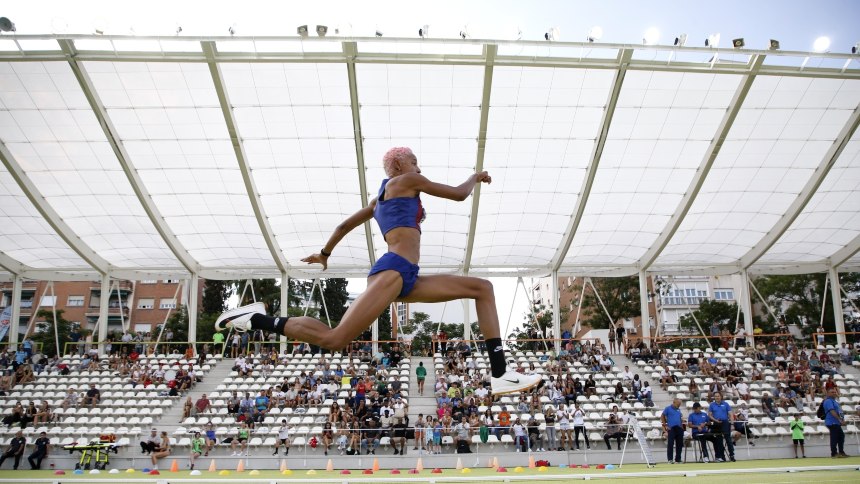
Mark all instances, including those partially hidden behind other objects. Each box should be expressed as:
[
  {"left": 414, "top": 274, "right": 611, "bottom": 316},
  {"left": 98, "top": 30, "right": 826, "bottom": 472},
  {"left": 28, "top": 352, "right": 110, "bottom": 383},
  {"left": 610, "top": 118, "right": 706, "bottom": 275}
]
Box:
[{"left": 373, "top": 178, "right": 426, "bottom": 239}]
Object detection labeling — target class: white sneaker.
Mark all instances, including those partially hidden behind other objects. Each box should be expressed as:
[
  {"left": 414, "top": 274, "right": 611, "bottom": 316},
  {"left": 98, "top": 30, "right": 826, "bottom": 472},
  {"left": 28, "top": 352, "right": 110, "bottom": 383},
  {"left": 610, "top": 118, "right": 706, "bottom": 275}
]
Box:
[
  {"left": 215, "top": 302, "right": 266, "bottom": 332},
  {"left": 491, "top": 370, "right": 542, "bottom": 395},
  {"left": 703, "top": 457, "right": 710, "bottom": 463}
]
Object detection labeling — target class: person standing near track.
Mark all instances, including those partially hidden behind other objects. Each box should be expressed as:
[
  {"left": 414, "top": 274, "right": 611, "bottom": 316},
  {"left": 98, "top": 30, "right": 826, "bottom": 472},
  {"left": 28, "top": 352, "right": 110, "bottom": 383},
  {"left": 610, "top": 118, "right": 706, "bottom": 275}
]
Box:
[
  {"left": 215, "top": 147, "right": 541, "bottom": 396},
  {"left": 790, "top": 413, "right": 806, "bottom": 458},
  {"left": 823, "top": 387, "right": 849, "bottom": 458},
  {"left": 661, "top": 398, "right": 684, "bottom": 464},
  {"left": 707, "top": 392, "right": 735, "bottom": 462}
]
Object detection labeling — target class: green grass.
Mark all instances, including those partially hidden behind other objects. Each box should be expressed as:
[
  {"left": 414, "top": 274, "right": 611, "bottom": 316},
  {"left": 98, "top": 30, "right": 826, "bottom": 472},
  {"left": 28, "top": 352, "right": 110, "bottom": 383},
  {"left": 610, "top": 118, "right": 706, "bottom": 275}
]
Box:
[{"left": 0, "top": 457, "right": 857, "bottom": 482}]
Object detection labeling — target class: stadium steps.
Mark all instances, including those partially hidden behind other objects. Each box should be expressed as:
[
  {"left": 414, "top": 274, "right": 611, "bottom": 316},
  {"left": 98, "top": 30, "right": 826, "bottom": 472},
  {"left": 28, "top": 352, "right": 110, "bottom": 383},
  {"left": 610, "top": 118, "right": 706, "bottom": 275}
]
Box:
[
  {"left": 611, "top": 353, "right": 674, "bottom": 408},
  {"left": 407, "top": 356, "right": 438, "bottom": 418},
  {"left": 158, "top": 358, "right": 233, "bottom": 432}
]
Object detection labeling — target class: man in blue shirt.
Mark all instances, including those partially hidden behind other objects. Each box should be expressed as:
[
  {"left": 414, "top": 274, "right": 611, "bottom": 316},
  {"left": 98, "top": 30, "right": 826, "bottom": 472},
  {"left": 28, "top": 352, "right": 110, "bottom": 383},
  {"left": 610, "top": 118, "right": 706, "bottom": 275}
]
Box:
[
  {"left": 823, "top": 388, "right": 848, "bottom": 457},
  {"left": 707, "top": 392, "right": 735, "bottom": 462},
  {"left": 689, "top": 402, "right": 723, "bottom": 463},
  {"left": 661, "top": 398, "right": 684, "bottom": 464}
]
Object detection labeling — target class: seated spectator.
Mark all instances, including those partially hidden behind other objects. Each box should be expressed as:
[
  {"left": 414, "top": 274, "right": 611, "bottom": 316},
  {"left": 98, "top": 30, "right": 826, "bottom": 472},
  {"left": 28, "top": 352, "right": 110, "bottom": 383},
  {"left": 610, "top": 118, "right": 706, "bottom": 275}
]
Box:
[
  {"left": 140, "top": 428, "right": 160, "bottom": 454},
  {"left": 639, "top": 382, "right": 654, "bottom": 407},
  {"left": 27, "top": 431, "right": 50, "bottom": 470},
  {"left": 150, "top": 431, "right": 171, "bottom": 470},
  {"left": 203, "top": 422, "right": 216, "bottom": 456},
  {"left": 453, "top": 417, "right": 471, "bottom": 453},
  {"left": 194, "top": 394, "right": 211, "bottom": 416},
  {"left": 527, "top": 416, "right": 544, "bottom": 452},
  {"left": 511, "top": 417, "right": 528, "bottom": 452},
  {"left": 230, "top": 422, "right": 251, "bottom": 456},
  {"left": 761, "top": 392, "right": 779, "bottom": 420},
  {"left": 82, "top": 383, "right": 100, "bottom": 409},
  {"left": 0, "top": 431, "right": 25, "bottom": 470},
  {"left": 602, "top": 414, "right": 627, "bottom": 450},
  {"left": 689, "top": 402, "right": 723, "bottom": 462},
  {"left": 360, "top": 419, "right": 380, "bottom": 455},
  {"left": 736, "top": 379, "right": 750, "bottom": 402},
  {"left": 2, "top": 402, "right": 23, "bottom": 428},
  {"left": 253, "top": 390, "right": 270, "bottom": 423},
  {"left": 32, "top": 401, "right": 51, "bottom": 425}
]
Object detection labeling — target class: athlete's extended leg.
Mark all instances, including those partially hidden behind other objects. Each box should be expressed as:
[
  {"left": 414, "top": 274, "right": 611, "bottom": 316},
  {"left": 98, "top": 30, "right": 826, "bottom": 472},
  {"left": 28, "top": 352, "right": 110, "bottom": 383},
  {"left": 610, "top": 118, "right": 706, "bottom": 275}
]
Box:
[
  {"left": 229, "top": 271, "right": 402, "bottom": 352},
  {"left": 400, "top": 274, "right": 542, "bottom": 395}
]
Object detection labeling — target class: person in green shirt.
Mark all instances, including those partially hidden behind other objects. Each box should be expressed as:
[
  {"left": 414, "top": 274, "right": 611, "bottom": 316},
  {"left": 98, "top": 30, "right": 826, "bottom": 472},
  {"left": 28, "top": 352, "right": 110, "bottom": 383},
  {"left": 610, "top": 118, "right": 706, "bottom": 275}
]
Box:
[
  {"left": 230, "top": 422, "right": 250, "bottom": 456},
  {"left": 190, "top": 431, "right": 205, "bottom": 470},
  {"left": 416, "top": 362, "right": 427, "bottom": 395},
  {"left": 790, "top": 413, "right": 806, "bottom": 458},
  {"left": 213, "top": 332, "right": 225, "bottom": 356}
]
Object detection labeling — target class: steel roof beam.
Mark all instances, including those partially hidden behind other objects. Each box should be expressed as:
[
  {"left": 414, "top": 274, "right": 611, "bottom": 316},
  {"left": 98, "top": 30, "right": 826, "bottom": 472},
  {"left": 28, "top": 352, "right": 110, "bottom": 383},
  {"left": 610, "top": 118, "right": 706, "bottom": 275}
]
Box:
[
  {"left": 550, "top": 48, "right": 633, "bottom": 272},
  {"left": 462, "top": 44, "right": 498, "bottom": 274},
  {"left": 637, "top": 54, "right": 766, "bottom": 271},
  {"left": 343, "top": 42, "right": 377, "bottom": 266},
  {"left": 831, "top": 233, "right": 860, "bottom": 269},
  {"left": 59, "top": 39, "right": 199, "bottom": 276},
  {"left": 202, "top": 41, "right": 290, "bottom": 274}
]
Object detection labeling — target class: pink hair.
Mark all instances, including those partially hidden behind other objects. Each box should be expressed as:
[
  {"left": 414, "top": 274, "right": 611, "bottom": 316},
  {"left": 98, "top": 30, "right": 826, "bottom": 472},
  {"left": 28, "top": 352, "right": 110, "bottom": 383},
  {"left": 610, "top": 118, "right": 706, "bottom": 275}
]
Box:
[{"left": 382, "top": 147, "right": 415, "bottom": 177}]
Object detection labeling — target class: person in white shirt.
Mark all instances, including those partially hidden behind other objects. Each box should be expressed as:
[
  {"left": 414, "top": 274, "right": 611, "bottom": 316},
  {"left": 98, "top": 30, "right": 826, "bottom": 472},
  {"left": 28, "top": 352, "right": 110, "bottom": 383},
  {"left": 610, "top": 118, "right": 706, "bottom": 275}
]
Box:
[
  {"left": 621, "top": 366, "right": 634, "bottom": 387},
  {"left": 573, "top": 403, "right": 590, "bottom": 450},
  {"left": 511, "top": 418, "right": 528, "bottom": 452},
  {"left": 557, "top": 405, "right": 571, "bottom": 450},
  {"left": 736, "top": 380, "right": 750, "bottom": 401},
  {"left": 273, "top": 420, "right": 291, "bottom": 456}
]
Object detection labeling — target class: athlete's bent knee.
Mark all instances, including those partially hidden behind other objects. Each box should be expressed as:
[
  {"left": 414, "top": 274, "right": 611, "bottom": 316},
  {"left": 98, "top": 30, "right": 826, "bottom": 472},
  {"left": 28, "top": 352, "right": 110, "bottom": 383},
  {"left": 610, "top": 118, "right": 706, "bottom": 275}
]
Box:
[
  {"left": 473, "top": 278, "right": 494, "bottom": 298},
  {"left": 320, "top": 330, "right": 351, "bottom": 352}
]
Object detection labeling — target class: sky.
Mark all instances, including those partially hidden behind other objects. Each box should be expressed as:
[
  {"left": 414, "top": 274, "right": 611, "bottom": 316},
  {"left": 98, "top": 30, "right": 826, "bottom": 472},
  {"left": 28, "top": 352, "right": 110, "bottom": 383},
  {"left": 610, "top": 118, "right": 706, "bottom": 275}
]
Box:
[{"left": 4, "top": 0, "right": 859, "bottom": 331}]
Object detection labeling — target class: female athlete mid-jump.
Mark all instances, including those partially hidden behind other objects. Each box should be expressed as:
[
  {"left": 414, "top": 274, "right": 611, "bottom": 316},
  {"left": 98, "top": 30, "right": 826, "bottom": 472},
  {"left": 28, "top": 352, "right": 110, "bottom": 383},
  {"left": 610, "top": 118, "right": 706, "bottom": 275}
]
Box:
[{"left": 216, "top": 147, "right": 541, "bottom": 395}]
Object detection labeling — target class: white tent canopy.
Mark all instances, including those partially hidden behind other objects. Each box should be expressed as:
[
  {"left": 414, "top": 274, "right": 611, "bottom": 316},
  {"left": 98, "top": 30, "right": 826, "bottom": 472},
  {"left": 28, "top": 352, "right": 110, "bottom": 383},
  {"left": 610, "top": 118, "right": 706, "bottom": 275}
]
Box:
[{"left": 0, "top": 35, "right": 859, "bottom": 281}]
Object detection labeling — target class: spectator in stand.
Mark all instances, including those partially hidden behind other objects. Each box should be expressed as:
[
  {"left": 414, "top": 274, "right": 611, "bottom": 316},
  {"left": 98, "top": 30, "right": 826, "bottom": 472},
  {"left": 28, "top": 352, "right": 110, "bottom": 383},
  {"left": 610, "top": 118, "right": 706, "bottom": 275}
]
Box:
[
  {"left": 32, "top": 401, "right": 51, "bottom": 426},
  {"left": 392, "top": 418, "right": 408, "bottom": 455},
  {"left": 736, "top": 379, "right": 750, "bottom": 402},
  {"left": 453, "top": 417, "right": 471, "bottom": 453},
  {"left": 602, "top": 414, "right": 626, "bottom": 450},
  {"left": 616, "top": 325, "right": 626, "bottom": 353},
  {"left": 761, "top": 392, "right": 779, "bottom": 420},
  {"left": 27, "top": 431, "right": 50, "bottom": 470},
  {"left": 496, "top": 407, "right": 511, "bottom": 439},
  {"left": 230, "top": 422, "right": 251, "bottom": 456},
  {"left": 0, "top": 431, "right": 25, "bottom": 470},
  {"left": 140, "top": 428, "right": 159, "bottom": 454},
  {"left": 688, "top": 402, "right": 721, "bottom": 463},
  {"left": 203, "top": 422, "right": 216, "bottom": 456},
  {"left": 790, "top": 413, "right": 806, "bottom": 459},
  {"left": 511, "top": 418, "right": 528, "bottom": 452},
  {"left": 707, "top": 392, "right": 735, "bottom": 462},
  {"left": 360, "top": 419, "right": 381, "bottom": 455},
  {"left": 661, "top": 398, "right": 684, "bottom": 464},
  {"left": 253, "top": 389, "right": 270, "bottom": 423},
  {"left": 273, "top": 419, "right": 291, "bottom": 456},
  {"left": 608, "top": 326, "right": 617, "bottom": 354},
  {"left": 189, "top": 431, "right": 205, "bottom": 470},
  {"left": 823, "top": 387, "right": 848, "bottom": 458},
  {"left": 416, "top": 362, "right": 427, "bottom": 396},
  {"left": 527, "top": 416, "right": 543, "bottom": 452},
  {"left": 81, "top": 383, "right": 100, "bottom": 409},
  {"left": 150, "top": 431, "right": 171, "bottom": 470},
  {"left": 194, "top": 394, "right": 211, "bottom": 416},
  {"left": 639, "top": 382, "right": 654, "bottom": 407},
  {"left": 544, "top": 406, "right": 558, "bottom": 451}
]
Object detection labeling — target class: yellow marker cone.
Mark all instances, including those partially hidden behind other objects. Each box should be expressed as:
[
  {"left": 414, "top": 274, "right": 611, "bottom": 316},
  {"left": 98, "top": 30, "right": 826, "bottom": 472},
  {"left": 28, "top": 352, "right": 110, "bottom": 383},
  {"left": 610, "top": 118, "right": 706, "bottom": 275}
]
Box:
[
  {"left": 416, "top": 457, "right": 424, "bottom": 472},
  {"left": 282, "top": 469, "right": 293, "bottom": 475},
  {"left": 208, "top": 460, "right": 216, "bottom": 472},
  {"left": 218, "top": 470, "right": 231, "bottom": 476},
  {"left": 306, "top": 469, "right": 317, "bottom": 475},
  {"left": 528, "top": 455, "right": 536, "bottom": 468},
  {"left": 326, "top": 459, "right": 334, "bottom": 471},
  {"left": 462, "top": 468, "right": 472, "bottom": 474},
  {"left": 236, "top": 460, "right": 245, "bottom": 472},
  {"left": 249, "top": 470, "right": 260, "bottom": 476},
  {"left": 125, "top": 469, "right": 135, "bottom": 473},
  {"left": 372, "top": 457, "right": 380, "bottom": 472},
  {"left": 170, "top": 459, "right": 179, "bottom": 472}
]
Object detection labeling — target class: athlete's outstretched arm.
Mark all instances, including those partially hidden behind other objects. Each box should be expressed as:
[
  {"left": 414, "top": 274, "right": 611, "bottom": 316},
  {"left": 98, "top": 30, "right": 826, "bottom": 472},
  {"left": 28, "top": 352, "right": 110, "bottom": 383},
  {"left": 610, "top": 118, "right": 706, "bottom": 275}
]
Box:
[
  {"left": 399, "top": 171, "right": 491, "bottom": 202},
  {"left": 301, "top": 199, "right": 376, "bottom": 270}
]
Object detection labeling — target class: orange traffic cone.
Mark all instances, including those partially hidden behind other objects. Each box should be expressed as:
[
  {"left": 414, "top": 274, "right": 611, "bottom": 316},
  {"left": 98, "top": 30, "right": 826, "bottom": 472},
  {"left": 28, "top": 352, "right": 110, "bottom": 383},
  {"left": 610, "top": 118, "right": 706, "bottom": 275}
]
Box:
[
  {"left": 326, "top": 459, "right": 334, "bottom": 471},
  {"left": 208, "top": 459, "right": 216, "bottom": 472},
  {"left": 280, "top": 459, "right": 288, "bottom": 472},
  {"left": 236, "top": 460, "right": 245, "bottom": 472},
  {"left": 169, "top": 459, "right": 178, "bottom": 472},
  {"left": 456, "top": 457, "right": 463, "bottom": 470},
  {"left": 416, "top": 457, "right": 424, "bottom": 472},
  {"left": 372, "top": 457, "right": 380, "bottom": 472},
  {"left": 492, "top": 456, "right": 499, "bottom": 469},
  {"left": 528, "top": 455, "right": 536, "bottom": 468},
  {"left": 487, "top": 457, "right": 494, "bottom": 468}
]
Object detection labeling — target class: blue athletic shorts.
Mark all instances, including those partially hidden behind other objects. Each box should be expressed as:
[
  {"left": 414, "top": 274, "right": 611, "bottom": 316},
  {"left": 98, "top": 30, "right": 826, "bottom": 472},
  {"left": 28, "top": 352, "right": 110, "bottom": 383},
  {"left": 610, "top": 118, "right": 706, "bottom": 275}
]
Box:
[{"left": 368, "top": 252, "right": 420, "bottom": 298}]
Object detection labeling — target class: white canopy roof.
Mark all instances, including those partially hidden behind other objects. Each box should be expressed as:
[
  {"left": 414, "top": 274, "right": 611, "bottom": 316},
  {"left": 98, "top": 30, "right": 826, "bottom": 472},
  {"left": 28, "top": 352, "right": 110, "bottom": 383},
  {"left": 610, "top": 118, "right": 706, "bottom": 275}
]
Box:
[{"left": 0, "top": 35, "right": 859, "bottom": 281}]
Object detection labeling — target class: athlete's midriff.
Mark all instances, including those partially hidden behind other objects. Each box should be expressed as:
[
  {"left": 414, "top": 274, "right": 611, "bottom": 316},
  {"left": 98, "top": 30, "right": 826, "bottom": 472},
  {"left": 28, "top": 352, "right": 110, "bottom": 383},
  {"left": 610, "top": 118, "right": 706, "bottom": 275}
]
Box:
[{"left": 383, "top": 227, "right": 421, "bottom": 265}]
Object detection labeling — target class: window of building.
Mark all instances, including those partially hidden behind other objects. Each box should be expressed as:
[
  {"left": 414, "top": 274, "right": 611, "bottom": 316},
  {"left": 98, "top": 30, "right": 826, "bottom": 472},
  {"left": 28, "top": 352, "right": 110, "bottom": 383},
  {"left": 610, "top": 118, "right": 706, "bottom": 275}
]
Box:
[
  {"left": 137, "top": 298, "right": 154, "bottom": 309},
  {"left": 163, "top": 279, "right": 180, "bottom": 284},
  {"left": 39, "top": 295, "right": 57, "bottom": 307},
  {"left": 160, "top": 298, "right": 176, "bottom": 309},
  {"left": 714, "top": 289, "right": 735, "bottom": 300},
  {"left": 141, "top": 280, "right": 157, "bottom": 284},
  {"left": 67, "top": 295, "right": 84, "bottom": 307}
]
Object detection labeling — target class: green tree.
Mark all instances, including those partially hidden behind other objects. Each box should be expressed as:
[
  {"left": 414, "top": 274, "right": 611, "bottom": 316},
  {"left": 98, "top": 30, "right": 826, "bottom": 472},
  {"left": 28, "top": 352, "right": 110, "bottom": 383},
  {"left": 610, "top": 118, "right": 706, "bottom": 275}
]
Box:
[
  {"left": 578, "top": 276, "right": 640, "bottom": 330},
  {"left": 201, "top": 279, "right": 229, "bottom": 315},
  {"left": 678, "top": 299, "right": 742, "bottom": 334},
  {"left": 321, "top": 279, "right": 350, "bottom": 322},
  {"left": 753, "top": 273, "right": 860, "bottom": 338},
  {"left": 32, "top": 309, "right": 72, "bottom": 357},
  {"left": 506, "top": 304, "right": 556, "bottom": 352}
]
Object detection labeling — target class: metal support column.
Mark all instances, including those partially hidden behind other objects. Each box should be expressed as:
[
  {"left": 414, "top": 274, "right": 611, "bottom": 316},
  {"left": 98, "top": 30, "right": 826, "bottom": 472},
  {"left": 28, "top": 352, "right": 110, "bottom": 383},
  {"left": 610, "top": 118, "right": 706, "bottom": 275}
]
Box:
[
  {"left": 829, "top": 267, "right": 846, "bottom": 346},
  {"left": 188, "top": 274, "right": 199, "bottom": 355},
  {"left": 551, "top": 271, "right": 561, "bottom": 353},
  {"left": 372, "top": 313, "right": 380, "bottom": 356},
  {"left": 9, "top": 275, "right": 22, "bottom": 345},
  {"left": 638, "top": 271, "right": 651, "bottom": 343},
  {"left": 98, "top": 275, "right": 110, "bottom": 355},
  {"left": 462, "top": 299, "right": 472, "bottom": 345},
  {"left": 739, "top": 271, "right": 755, "bottom": 347},
  {"left": 280, "top": 274, "right": 288, "bottom": 353}
]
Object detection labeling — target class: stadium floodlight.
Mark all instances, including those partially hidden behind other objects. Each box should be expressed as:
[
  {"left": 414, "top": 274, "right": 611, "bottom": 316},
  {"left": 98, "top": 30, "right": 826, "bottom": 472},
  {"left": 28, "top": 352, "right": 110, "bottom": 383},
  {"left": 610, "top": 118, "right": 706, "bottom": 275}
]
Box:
[
  {"left": 375, "top": 30, "right": 383, "bottom": 37},
  {"left": 0, "top": 17, "right": 15, "bottom": 33},
  {"left": 769, "top": 39, "right": 780, "bottom": 50},
  {"left": 545, "top": 27, "right": 560, "bottom": 41},
  {"left": 642, "top": 27, "right": 660, "bottom": 45},
  {"left": 459, "top": 28, "right": 469, "bottom": 40},
  {"left": 228, "top": 25, "right": 236, "bottom": 36},
  {"left": 853, "top": 42, "right": 860, "bottom": 54},
  {"left": 732, "top": 38, "right": 745, "bottom": 48},
  {"left": 813, "top": 36, "right": 830, "bottom": 52},
  {"left": 316, "top": 25, "right": 328, "bottom": 37},
  {"left": 419, "top": 25, "right": 429, "bottom": 38},
  {"left": 674, "top": 34, "right": 687, "bottom": 46},
  {"left": 175, "top": 26, "right": 183, "bottom": 36},
  {"left": 705, "top": 33, "right": 720, "bottom": 48},
  {"left": 297, "top": 25, "right": 308, "bottom": 37},
  {"left": 587, "top": 26, "right": 603, "bottom": 42}
]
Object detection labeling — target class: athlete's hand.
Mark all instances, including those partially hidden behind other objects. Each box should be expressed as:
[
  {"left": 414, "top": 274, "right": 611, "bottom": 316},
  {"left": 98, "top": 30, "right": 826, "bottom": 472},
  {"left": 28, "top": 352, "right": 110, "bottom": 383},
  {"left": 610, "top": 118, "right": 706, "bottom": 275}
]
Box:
[
  {"left": 301, "top": 253, "right": 328, "bottom": 270},
  {"left": 475, "top": 171, "right": 492, "bottom": 184}
]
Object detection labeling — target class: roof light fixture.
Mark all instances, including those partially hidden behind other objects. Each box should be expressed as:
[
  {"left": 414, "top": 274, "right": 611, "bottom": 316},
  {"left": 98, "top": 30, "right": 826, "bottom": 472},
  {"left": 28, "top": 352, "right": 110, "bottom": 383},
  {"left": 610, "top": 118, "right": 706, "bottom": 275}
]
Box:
[
  {"left": 0, "top": 17, "right": 15, "bottom": 33},
  {"left": 316, "top": 25, "right": 328, "bottom": 37},
  {"left": 375, "top": 30, "right": 383, "bottom": 37},
  {"left": 769, "top": 39, "right": 780, "bottom": 50},
  {"left": 705, "top": 33, "right": 720, "bottom": 48},
  {"left": 545, "top": 27, "right": 560, "bottom": 41},
  {"left": 587, "top": 26, "right": 603, "bottom": 42},
  {"left": 813, "top": 36, "right": 830, "bottom": 52},
  {"left": 853, "top": 42, "right": 860, "bottom": 54},
  {"left": 732, "top": 38, "right": 745, "bottom": 48},
  {"left": 643, "top": 28, "right": 660, "bottom": 45},
  {"left": 419, "top": 25, "right": 429, "bottom": 38},
  {"left": 297, "top": 25, "right": 308, "bottom": 37},
  {"left": 674, "top": 34, "right": 687, "bottom": 46}
]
